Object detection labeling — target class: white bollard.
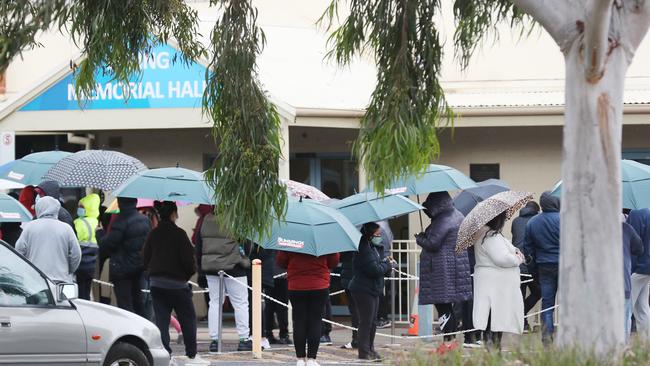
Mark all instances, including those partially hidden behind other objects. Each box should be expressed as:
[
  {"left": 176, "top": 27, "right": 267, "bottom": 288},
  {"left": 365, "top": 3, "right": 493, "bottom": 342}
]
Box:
[{"left": 252, "top": 259, "right": 262, "bottom": 359}]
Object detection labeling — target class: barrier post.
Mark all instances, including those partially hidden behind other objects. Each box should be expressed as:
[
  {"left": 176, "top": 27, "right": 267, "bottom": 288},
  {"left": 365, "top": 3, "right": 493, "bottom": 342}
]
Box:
[
  {"left": 252, "top": 259, "right": 262, "bottom": 359},
  {"left": 217, "top": 270, "right": 225, "bottom": 353},
  {"left": 390, "top": 272, "right": 396, "bottom": 343}
]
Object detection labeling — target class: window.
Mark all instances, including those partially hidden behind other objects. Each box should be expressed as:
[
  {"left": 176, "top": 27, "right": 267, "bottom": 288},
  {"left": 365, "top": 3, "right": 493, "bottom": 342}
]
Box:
[
  {"left": 0, "top": 245, "right": 53, "bottom": 306},
  {"left": 470, "top": 163, "right": 500, "bottom": 182}
]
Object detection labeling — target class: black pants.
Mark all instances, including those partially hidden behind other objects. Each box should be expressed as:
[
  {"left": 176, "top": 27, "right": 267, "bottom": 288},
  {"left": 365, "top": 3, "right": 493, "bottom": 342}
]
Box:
[
  {"left": 321, "top": 297, "right": 332, "bottom": 336},
  {"left": 377, "top": 282, "right": 389, "bottom": 320},
  {"left": 197, "top": 273, "right": 210, "bottom": 311},
  {"left": 289, "top": 289, "right": 329, "bottom": 359},
  {"left": 434, "top": 303, "right": 457, "bottom": 342},
  {"left": 521, "top": 274, "right": 542, "bottom": 321},
  {"left": 151, "top": 286, "right": 198, "bottom": 358},
  {"left": 264, "top": 279, "right": 289, "bottom": 338},
  {"left": 345, "top": 289, "right": 359, "bottom": 346},
  {"left": 113, "top": 275, "right": 145, "bottom": 317},
  {"left": 458, "top": 300, "right": 479, "bottom": 343},
  {"left": 76, "top": 273, "right": 93, "bottom": 301},
  {"left": 352, "top": 292, "right": 379, "bottom": 358}
]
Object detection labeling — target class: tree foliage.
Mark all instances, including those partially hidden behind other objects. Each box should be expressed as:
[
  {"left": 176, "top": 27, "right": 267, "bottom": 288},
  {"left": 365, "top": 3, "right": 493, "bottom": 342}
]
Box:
[{"left": 203, "top": 0, "right": 287, "bottom": 241}]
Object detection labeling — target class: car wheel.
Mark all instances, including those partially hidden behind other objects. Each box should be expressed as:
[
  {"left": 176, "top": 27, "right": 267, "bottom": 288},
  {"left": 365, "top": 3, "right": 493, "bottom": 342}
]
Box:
[{"left": 104, "top": 342, "right": 150, "bottom": 366}]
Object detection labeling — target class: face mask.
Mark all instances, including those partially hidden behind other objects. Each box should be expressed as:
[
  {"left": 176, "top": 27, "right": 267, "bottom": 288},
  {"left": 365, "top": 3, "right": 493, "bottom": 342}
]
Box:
[
  {"left": 77, "top": 208, "right": 86, "bottom": 217},
  {"left": 371, "top": 236, "right": 383, "bottom": 246}
]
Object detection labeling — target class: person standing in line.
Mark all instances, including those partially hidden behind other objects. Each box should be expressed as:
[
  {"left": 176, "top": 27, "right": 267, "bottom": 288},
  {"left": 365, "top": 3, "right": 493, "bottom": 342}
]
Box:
[
  {"left": 523, "top": 192, "right": 560, "bottom": 345},
  {"left": 276, "top": 250, "right": 339, "bottom": 366},
  {"left": 34, "top": 181, "right": 75, "bottom": 229},
  {"left": 142, "top": 201, "right": 208, "bottom": 365},
  {"left": 511, "top": 201, "right": 541, "bottom": 331},
  {"left": 320, "top": 287, "right": 333, "bottom": 345},
  {"left": 415, "top": 192, "right": 472, "bottom": 343},
  {"left": 350, "top": 222, "right": 395, "bottom": 360},
  {"left": 74, "top": 193, "right": 101, "bottom": 300},
  {"left": 339, "top": 250, "right": 359, "bottom": 350},
  {"left": 191, "top": 204, "right": 213, "bottom": 318},
  {"left": 98, "top": 197, "right": 151, "bottom": 316},
  {"left": 375, "top": 220, "right": 393, "bottom": 329},
  {"left": 266, "top": 254, "right": 292, "bottom": 345},
  {"left": 15, "top": 196, "right": 81, "bottom": 282},
  {"left": 628, "top": 208, "right": 650, "bottom": 338},
  {"left": 473, "top": 212, "right": 525, "bottom": 350},
  {"left": 622, "top": 214, "right": 644, "bottom": 340},
  {"left": 196, "top": 213, "right": 252, "bottom": 353}
]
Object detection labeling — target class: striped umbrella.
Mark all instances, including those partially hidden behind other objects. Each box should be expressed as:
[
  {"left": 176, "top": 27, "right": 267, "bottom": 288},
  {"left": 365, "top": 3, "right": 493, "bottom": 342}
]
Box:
[{"left": 43, "top": 150, "right": 147, "bottom": 191}]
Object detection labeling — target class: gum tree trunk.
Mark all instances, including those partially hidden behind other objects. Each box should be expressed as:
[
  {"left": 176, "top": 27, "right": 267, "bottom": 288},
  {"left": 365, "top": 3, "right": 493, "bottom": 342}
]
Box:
[{"left": 513, "top": 0, "right": 650, "bottom": 355}]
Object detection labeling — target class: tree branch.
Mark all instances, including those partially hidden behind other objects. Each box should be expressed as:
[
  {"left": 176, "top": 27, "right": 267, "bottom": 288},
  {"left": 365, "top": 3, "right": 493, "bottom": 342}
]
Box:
[
  {"left": 584, "top": 0, "right": 615, "bottom": 83},
  {"left": 512, "top": 0, "right": 583, "bottom": 49}
]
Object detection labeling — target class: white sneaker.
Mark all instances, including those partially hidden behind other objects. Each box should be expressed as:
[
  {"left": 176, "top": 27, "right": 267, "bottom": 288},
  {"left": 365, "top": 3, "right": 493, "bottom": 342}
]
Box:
[
  {"left": 186, "top": 355, "right": 211, "bottom": 365},
  {"left": 296, "top": 360, "right": 306, "bottom": 366},
  {"left": 306, "top": 359, "right": 320, "bottom": 366},
  {"left": 261, "top": 337, "right": 271, "bottom": 350}
]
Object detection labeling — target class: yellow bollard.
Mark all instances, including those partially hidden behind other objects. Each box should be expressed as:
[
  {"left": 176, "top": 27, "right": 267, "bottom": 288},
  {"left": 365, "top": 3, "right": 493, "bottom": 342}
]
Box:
[{"left": 252, "top": 259, "right": 262, "bottom": 359}]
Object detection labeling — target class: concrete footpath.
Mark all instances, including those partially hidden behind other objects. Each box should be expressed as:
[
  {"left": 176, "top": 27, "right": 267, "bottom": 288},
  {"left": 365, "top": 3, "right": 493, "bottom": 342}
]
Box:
[{"left": 169, "top": 319, "right": 425, "bottom": 365}]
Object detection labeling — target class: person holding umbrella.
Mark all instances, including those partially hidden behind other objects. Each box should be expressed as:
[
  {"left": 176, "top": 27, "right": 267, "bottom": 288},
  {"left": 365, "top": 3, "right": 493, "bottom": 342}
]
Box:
[
  {"left": 456, "top": 191, "right": 531, "bottom": 351},
  {"left": 349, "top": 222, "right": 396, "bottom": 361}
]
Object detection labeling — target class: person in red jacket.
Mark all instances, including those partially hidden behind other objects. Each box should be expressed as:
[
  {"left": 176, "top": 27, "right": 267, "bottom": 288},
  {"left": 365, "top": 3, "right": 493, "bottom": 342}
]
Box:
[{"left": 276, "top": 251, "right": 339, "bottom": 366}]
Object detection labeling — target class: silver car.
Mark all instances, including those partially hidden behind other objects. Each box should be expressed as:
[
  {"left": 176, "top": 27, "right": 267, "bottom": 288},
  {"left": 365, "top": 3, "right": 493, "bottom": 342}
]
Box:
[{"left": 0, "top": 241, "right": 169, "bottom": 366}]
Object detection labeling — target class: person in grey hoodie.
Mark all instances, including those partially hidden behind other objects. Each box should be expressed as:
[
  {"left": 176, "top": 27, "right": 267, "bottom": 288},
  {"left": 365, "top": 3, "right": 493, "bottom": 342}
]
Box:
[{"left": 15, "top": 196, "right": 81, "bottom": 282}]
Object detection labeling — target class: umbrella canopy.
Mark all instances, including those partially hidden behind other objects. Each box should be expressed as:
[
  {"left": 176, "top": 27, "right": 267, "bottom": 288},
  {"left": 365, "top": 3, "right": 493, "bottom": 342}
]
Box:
[
  {"left": 113, "top": 167, "right": 214, "bottom": 204},
  {"left": 0, "top": 193, "right": 34, "bottom": 222},
  {"left": 455, "top": 191, "right": 533, "bottom": 254},
  {"left": 0, "top": 179, "right": 25, "bottom": 190},
  {"left": 453, "top": 179, "right": 511, "bottom": 216},
  {"left": 259, "top": 198, "right": 361, "bottom": 256},
  {"left": 280, "top": 179, "right": 330, "bottom": 201},
  {"left": 551, "top": 160, "right": 650, "bottom": 209},
  {"left": 43, "top": 150, "right": 146, "bottom": 191},
  {"left": 0, "top": 151, "right": 72, "bottom": 186},
  {"left": 106, "top": 198, "right": 156, "bottom": 214},
  {"left": 369, "top": 164, "right": 477, "bottom": 196},
  {"left": 330, "top": 192, "right": 423, "bottom": 226}
]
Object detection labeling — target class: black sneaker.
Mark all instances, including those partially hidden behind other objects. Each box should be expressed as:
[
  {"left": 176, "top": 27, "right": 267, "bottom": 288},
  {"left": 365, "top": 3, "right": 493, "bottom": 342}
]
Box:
[
  {"left": 376, "top": 319, "right": 392, "bottom": 329},
  {"left": 278, "top": 336, "right": 293, "bottom": 345},
  {"left": 238, "top": 339, "right": 253, "bottom": 351},
  {"left": 319, "top": 335, "right": 332, "bottom": 345},
  {"left": 268, "top": 335, "right": 280, "bottom": 344},
  {"left": 209, "top": 340, "right": 219, "bottom": 354}
]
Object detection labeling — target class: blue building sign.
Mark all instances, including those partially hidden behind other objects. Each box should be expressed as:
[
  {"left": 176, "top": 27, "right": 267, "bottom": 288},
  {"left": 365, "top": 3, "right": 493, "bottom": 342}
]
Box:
[{"left": 20, "top": 44, "right": 206, "bottom": 111}]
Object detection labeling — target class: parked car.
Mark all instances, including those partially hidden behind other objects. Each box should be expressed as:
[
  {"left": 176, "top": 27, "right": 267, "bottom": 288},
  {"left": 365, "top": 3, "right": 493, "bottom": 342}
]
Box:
[{"left": 0, "top": 241, "right": 169, "bottom": 366}]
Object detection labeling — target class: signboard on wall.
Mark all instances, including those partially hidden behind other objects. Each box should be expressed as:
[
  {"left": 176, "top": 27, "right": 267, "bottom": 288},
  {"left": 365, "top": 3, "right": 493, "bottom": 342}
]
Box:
[
  {"left": 20, "top": 44, "right": 206, "bottom": 111},
  {"left": 0, "top": 132, "right": 15, "bottom": 165}
]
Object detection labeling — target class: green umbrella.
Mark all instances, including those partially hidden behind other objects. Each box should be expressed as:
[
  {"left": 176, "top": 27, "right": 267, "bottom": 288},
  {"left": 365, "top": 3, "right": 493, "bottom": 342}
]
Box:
[
  {"left": 259, "top": 198, "right": 361, "bottom": 256},
  {"left": 551, "top": 160, "right": 650, "bottom": 209},
  {"left": 372, "top": 164, "right": 477, "bottom": 196},
  {"left": 0, "top": 193, "right": 33, "bottom": 222},
  {"left": 330, "top": 192, "right": 423, "bottom": 226},
  {"left": 0, "top": 151, "right": 72, "bottom": 186},
  {"left": 113, "top": 167, "right": 214, "bottom": 204}
]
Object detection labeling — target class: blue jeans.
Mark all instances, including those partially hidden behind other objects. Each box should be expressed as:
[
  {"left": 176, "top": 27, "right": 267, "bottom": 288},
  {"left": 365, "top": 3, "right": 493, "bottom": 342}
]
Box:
[{"left": 538, "top": 264, "right": 559, "bottom": 342}]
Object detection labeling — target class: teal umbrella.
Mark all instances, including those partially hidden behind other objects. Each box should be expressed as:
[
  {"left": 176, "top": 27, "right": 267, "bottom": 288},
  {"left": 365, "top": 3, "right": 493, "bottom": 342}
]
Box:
[
  {"left": 330, "top": 192, "right": 423, "bottom": 226},
  {"left": 0, "top": 193, "right": 33, "bottom": 222},
  {"left": 0, "top": 151, "right": 72, "bottom": 186},
  {"left": 259, "top": 198, "right": 361, "bottom": 256},
  {"left": 372, "top": 164, "right": 477, "bottom": 196},
  {"left": 551, "top": 160, "right": 650, "bottom": 209},
  {"left": 113, "top": 167, "right": 214, "bottom": 204}
]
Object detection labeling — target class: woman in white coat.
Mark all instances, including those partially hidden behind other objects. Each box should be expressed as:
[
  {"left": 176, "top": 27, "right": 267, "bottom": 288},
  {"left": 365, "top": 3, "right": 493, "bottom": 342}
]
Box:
[{"left": 472, "top": 211, "right": 525, "bottom": 350}]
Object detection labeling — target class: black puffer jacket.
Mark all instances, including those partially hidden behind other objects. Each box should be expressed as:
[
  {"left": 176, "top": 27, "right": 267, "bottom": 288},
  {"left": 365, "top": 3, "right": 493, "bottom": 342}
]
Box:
[
  {"left": 340, "top": 251, "right": 355, "bottom": 290},
  {"left": 99, "top": 197, "right": 152, "bottom": 280},
  {"left": 511, "top": 205, "right": 539, "bottom": 273},
  {"left": 349, "top": 238, "right": 391, "bottom": 297},
  {"left": 37, "top": 180, "right": 74, "bottom": 229},
  {"left": 415, "top": 192, "right": 472, "bottom": 305}
]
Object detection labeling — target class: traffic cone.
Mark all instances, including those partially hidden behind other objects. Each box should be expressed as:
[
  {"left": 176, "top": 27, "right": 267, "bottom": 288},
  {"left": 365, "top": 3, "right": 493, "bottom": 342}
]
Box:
[{"left": 406, "top": 286, "right": 419, "bottom": 336}]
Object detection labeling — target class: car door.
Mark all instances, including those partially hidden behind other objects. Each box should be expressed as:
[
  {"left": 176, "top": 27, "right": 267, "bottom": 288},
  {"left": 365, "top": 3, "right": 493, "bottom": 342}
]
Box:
[{"left": 0, "top": 242, "right": 87, "bottom": 365}]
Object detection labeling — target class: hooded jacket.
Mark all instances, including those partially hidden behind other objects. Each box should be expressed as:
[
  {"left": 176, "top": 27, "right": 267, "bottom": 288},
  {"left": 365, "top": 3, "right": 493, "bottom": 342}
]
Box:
[
  {"left": 143, "top": 220, "right": 197, "bottom": 282},
  {"left": 98, "top": 197, "right": 152, "bottom": 280},
  {"left": 36, "top": 181, "right": 75, "bottom": 229},
  {"left": 511, "top": 205, "right": 539, "bottom": 273},
  {"left": 628, "top": 208, "right": 650, "bottom": 275},
  {"left": 15, "top": 196, "right": 81, "bottom": 282},
  {"left": 74, "top": 194, "right": 101, "bottom": 276},
  {"left": 196, "top": 213, "right": 250, "bottom": 276},
  {"left": 349, "top": 237, "right": 391, "bottom": 297},
  {"left": 415, "top": 192, "right": 472, "bottom": 304},
  {"left": 523, "top": 192, "right": 561, "bottom": 266}
]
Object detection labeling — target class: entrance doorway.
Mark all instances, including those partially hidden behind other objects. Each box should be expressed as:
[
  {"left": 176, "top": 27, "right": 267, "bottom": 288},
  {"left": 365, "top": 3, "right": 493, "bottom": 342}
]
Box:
[{"left": 289, "top": 153, "right": 359, "bottom": 199}]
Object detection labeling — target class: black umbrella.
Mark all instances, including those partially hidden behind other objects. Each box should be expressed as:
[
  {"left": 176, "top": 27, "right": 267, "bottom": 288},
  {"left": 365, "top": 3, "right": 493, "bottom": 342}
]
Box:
[{"left": 452, "top": 179, "right": 510, "bottom": 216}]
